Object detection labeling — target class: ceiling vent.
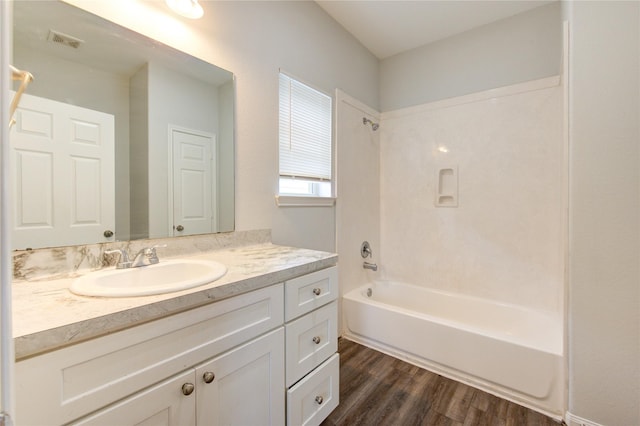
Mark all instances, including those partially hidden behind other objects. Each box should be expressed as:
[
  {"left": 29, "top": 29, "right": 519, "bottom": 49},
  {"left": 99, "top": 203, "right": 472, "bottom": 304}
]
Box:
[{"left": 47, "top": 30, "right": 84, "bottom": 49}]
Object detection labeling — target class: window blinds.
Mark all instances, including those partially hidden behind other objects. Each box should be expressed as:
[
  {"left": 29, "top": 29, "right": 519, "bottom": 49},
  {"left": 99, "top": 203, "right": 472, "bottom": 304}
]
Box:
[{"left": 279, "top": 73, "right": 332, "bottom": 181}]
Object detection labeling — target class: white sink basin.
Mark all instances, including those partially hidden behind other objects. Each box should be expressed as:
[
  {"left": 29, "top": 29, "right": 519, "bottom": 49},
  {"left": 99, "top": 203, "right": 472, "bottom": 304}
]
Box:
[{"left": 70, "top": 259, "right": 227, "bottom": 297}]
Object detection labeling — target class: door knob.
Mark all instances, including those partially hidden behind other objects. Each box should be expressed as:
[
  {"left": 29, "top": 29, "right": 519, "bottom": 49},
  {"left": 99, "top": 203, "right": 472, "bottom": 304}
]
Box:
[
  {"left": 182, "top": 383, "right": 195, "bottom": 396},
  {"left": 203, "top": 371, "right": 215, "bottom": 383}
]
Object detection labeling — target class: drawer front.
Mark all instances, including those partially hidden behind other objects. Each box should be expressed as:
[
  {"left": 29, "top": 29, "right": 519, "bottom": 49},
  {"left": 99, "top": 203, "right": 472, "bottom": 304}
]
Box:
[
  {"left": 287, "top": 353, "right": 340, "bottom": 426},
  {"left": 285, "top": 266, "right": 338, "bottom": 321},
  {"left": 16, "top": 284, "right": 284, "bottom": 426},
  {"left": 286, "top": 301, "right": 338, "bottom": 387}
]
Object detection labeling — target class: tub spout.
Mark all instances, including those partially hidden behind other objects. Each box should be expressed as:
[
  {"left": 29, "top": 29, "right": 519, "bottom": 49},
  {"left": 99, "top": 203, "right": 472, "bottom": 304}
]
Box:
[{"left": 363, "top": 261, "right": 378, "bottom": 271}]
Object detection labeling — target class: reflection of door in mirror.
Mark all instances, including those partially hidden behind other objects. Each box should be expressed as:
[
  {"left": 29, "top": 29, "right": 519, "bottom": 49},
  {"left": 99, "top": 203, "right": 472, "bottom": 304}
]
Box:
[
  {"left": 10, "top": 92, "right": 115, "bottom": 250},
  {"left": 170, "top": 127, "right": 216, "bottom": 237}
]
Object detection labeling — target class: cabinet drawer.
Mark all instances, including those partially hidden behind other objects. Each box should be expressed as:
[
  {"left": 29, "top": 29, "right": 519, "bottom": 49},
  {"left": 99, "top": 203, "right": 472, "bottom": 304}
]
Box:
[
  {"left": 287, "top": 353, "right": 339, "bottom": 426},
  {"left": 15, "top": 284, "right": 284, "bottom": 426},
  {"left": 286, "top": 301, "right": 338, "bottom": 387},
  {"left": 285, "top": 266, "right": 338, "bottom": 321}
]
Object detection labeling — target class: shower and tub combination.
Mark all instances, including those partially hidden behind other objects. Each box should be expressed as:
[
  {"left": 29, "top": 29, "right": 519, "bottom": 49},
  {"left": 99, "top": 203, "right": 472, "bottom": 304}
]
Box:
[
  {"left": 342, "top": 280, "right": 564, "bottom": 416},
  {"left": 337, "top": 78, "right": 566, "bottom": 418}
]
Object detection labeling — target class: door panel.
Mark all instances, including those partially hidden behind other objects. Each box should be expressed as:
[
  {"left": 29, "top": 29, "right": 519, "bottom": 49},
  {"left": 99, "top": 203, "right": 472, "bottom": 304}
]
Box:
[
  {"left": 10, "top": 93, "right": 115, "bottom": 249},
  {"left": 195, "top": 328, "right": 285, "bottom": 426},
  {"left": 171, "top": 128, "right": 216, "bottom": 236}
]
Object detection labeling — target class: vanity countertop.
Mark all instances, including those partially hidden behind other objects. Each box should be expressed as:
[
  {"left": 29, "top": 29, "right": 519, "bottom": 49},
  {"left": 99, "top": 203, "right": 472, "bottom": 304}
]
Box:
[{"left": 12, "top": 243, "right": 338, "bottom": 360}]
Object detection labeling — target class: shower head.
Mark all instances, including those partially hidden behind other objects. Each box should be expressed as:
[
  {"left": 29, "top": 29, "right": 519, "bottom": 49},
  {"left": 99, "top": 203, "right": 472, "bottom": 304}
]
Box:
[{"left": 363, "top": 117, "right": 379, "bottom": 131}]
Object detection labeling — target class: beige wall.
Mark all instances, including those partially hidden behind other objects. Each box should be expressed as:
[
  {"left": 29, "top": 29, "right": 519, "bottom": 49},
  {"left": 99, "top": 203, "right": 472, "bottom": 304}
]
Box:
[
  {"left": 564, "top": 1, "right": 640, "bottom": 424},
  {"left": 380, "top": 2, "right": 562, "bottom": 112}
]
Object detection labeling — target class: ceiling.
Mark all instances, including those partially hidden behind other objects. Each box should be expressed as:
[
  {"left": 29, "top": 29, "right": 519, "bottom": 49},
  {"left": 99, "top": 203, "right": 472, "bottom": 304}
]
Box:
[{"left": 315, "top": 0, "right": 555, "bottom": 59}]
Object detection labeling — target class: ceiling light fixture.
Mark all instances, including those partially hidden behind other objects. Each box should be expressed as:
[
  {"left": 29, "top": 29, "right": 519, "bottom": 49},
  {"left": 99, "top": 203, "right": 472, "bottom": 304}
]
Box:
[{"left": 165, "top": 0, "right": 204, "bottom": 19}]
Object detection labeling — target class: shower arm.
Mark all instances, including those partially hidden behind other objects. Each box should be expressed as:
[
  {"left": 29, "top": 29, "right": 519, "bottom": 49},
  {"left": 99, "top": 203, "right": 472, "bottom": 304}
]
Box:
[{"left": 9, "top": 65, "right": 34, "bottom": 128}]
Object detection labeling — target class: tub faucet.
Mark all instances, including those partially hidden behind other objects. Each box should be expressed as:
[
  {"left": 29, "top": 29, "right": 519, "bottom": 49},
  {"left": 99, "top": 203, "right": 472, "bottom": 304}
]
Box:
[{"left": 363, "top": 261, "right": 378, "bottom": 272}]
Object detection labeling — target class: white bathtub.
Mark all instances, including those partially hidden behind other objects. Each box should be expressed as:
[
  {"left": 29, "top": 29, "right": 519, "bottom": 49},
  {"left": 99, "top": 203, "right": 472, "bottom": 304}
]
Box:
[{"left": 343, "top": 280, "right": 564, "bottom": 418}]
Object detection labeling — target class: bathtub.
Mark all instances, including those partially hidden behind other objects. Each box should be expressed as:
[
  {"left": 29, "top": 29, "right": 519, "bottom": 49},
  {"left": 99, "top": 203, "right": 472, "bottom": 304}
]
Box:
[{"left": 343, "top": 280, "right": 564, "bottom": 418}]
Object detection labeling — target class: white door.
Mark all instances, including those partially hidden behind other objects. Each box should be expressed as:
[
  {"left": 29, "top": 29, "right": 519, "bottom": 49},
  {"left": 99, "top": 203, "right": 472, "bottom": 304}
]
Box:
[
  {"left": 10, "top": 93, "right": 115, "bottom": 250},
  {"left": 171, "top": 128, "right": 216, "bottom": 236},
  {"left": 195, "top": 328, "right": 285, "bottom": 426},
  {"left": 72, "top": 370, "right": 196, "bottom": 426}
]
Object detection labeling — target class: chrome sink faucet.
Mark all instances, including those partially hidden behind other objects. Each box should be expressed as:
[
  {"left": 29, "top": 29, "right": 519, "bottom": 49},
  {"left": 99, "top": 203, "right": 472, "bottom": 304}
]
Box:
[{"left": 105, "top": 244, "right": 166, "bottom": 269}]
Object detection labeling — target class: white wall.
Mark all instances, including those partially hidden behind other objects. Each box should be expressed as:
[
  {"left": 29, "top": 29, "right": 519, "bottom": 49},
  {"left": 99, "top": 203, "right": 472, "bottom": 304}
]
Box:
[
  {"left": 379, "top": 78, "right": 565, "bottom": 314},
  {"left": 62, "top": 0, "right": 379, "bottom": 253},
  {"left": 380, "top": 2, "right": 562, "bottom": 112},
  {"left": 129, "top": 65, "right": 149, "bottom": 240},
  {"left": 218, "top": 81, "right": 235, "bottom": 233},
  {"left": 564, "top": 1, "right": 640, "bottom": 424},
  {"left": 335, "top": 91, "right": 380, "bottom": 332}
]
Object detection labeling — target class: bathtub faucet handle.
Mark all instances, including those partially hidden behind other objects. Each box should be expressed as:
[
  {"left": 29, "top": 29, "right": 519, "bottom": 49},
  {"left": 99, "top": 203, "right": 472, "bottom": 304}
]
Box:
[{"left": 361, "top": 241, "right": 373, "bottom": 258}]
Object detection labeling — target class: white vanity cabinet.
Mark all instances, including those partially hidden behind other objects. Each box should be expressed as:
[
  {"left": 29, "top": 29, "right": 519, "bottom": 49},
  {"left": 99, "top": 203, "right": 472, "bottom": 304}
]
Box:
[
  {"left": 284, "top": 266, "right": 340, "bottom": 426},
  {"left": 73, "top": 328, "right": 284, "bottom": 426},
  {"left": 15, "top": 284, "right": 285, "bottom": 426},
  {"left": 14, "top": 265, "right": 340, "bottom": 426}
]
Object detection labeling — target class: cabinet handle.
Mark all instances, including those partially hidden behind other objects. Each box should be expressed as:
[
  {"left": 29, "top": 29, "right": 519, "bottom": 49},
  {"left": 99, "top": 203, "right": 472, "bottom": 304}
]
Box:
[
  {"left": 315, "top": 395, "right": 324, "bottom": 405},
  {"left": 312, "top": 288, "right": 322, "bottom": 296},
  {"left": 312, "top": 336, "right": 321, "bottom": 344},
  {"left": 203, "top": 371, "right": 215, "bottom": 384},
  {"left": 182, "top": 383, "right": 195, "bottom": 396}
]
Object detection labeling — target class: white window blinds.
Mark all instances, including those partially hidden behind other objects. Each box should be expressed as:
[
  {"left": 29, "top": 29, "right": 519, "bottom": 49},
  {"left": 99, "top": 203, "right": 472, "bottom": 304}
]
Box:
[{"left": 279, "top": 73, "right": 332, "bottom": 181}]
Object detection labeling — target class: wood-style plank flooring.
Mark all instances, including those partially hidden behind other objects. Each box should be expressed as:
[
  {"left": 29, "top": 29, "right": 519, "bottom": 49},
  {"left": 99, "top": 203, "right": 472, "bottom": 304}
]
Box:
[{"left": 321, "top": 339, "right": 562, "bottom": 426}]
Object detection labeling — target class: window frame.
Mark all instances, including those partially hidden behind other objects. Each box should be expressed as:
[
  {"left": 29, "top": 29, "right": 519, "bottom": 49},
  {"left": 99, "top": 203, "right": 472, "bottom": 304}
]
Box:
[{"left": 276, "top": 71, "right": 336, "bottom": 207}]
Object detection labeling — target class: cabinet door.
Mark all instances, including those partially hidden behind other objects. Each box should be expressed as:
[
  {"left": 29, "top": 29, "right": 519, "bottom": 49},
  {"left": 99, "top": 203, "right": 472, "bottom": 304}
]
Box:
[
  {"left": 196, "top": 328, "right": 285, "bottom": 426},
  {"left": 72, "top": 370, "right": 196, "bottom": 426}
]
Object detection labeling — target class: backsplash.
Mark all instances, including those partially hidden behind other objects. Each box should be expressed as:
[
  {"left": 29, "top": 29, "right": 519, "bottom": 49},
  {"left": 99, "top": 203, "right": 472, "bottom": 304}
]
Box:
[{"left": 13, "top": 229, "right": 271, "bottom": 281}]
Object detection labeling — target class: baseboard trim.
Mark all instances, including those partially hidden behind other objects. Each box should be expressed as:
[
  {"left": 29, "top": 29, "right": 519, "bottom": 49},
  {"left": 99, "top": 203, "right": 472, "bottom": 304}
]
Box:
[{"left": 565, "top": 412, "right": 604, "bottom": 426}]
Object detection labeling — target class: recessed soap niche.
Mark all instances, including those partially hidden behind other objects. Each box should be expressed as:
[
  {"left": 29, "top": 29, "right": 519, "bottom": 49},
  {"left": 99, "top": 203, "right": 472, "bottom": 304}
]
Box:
[{"left": 435, "top": 166, "right": 458, "bottom": 207}]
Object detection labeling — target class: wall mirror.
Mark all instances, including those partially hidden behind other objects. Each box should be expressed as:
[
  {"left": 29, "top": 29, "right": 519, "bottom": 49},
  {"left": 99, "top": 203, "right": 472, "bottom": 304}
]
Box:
[{"left": 11, "top": 0, "right": 235, "bottom": 250}]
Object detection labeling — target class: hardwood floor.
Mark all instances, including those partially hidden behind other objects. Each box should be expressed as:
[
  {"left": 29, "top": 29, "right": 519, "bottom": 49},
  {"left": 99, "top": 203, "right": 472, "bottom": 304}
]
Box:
[{"left": 321, "top": 339, "right": 561, "bottom": 426}]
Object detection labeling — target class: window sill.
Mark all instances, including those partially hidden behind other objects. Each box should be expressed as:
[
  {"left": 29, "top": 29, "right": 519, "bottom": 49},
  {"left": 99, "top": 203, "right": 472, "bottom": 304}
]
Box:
[{"left": 275, "top": 195, "right": 336, "bottom": 207}]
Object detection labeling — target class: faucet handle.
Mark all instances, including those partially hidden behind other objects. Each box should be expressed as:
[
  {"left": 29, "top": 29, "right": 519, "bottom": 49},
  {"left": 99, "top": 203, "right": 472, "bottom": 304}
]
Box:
[
  {"left": 105, "top": 248, "right": 132, "bottom": 269},
  {"left": 361, "top": 241, "right": 373, "bottom": 258},
  {"left": 145, "top": 244, "right": 166, "bottom": 264}
]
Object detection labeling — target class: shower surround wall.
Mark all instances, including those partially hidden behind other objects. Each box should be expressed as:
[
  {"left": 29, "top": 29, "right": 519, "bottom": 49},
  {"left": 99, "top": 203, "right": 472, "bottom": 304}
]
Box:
[{"left": 380, "top": 77, "right": 565, "bottom": 315}]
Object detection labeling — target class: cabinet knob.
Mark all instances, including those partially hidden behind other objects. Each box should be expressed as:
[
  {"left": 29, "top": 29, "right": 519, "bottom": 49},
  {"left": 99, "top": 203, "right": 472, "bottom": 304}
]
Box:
[
  {"left": 312, "top": 288, "right": 322, "bottom": 296},
  {"left": 175, "top": 225, "right": 184, "bottom": 232},
  {"left": 103, "top": 229, "right": 114, "bottom": 238},
  {"left": 315, "top": 395, "right": 324, "bottom": 405},
  {"left": 203, "top": 371, "right": 215, "bottom": 383},
  {"left": 312, "top": 336, "right": 321, "bottom": 344},
  {"left": 182, "top": 383, "right": 195, "bottom": 396}
]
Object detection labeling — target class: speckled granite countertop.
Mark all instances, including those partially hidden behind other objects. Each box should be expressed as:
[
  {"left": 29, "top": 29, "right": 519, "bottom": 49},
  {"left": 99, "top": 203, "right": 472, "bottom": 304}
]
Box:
[{"left": 12, "top": 243, "right": 337, "bottom": 360}]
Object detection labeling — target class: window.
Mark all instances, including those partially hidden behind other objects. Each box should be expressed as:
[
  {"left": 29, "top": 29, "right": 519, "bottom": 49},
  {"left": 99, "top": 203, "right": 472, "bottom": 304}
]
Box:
[{"left": 278, "top": 73, "right": 333, "bottom": 200}]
